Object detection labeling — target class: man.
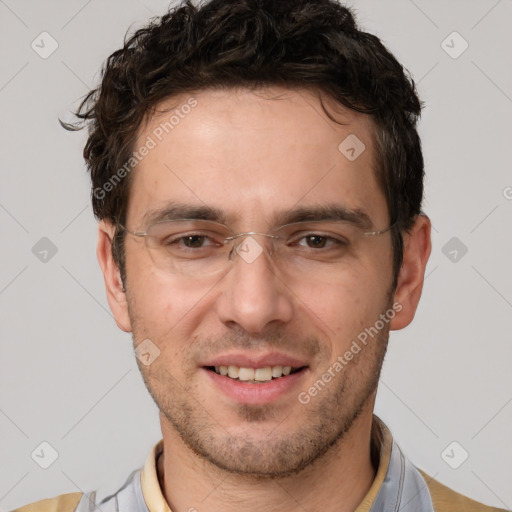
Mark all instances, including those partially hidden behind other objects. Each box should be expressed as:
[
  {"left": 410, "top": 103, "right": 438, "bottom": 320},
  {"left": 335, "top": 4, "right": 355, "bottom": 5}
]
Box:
[{"left": 12, "top": 0, "right": 505, "bottom": 511}]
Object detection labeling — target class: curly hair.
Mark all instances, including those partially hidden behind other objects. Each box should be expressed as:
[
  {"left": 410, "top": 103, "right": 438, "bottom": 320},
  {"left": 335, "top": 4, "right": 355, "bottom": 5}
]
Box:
[{"left": 61, "top": 0, "right": 424, "bottom": 288}]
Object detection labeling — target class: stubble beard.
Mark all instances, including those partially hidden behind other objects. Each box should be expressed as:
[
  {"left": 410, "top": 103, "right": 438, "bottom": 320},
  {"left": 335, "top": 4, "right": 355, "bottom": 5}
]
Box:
[{"left": 131, "top": 316, "right": 390, "bottom": 480}]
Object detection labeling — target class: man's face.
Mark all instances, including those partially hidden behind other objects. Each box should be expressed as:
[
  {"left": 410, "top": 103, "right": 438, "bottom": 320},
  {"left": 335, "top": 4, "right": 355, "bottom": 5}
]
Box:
[{"left": 121, "top": 87, "right": 396, "bottom": 477}]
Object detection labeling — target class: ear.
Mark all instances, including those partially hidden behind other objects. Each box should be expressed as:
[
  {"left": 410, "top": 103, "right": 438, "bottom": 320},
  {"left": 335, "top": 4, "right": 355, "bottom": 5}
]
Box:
[
  {"left": 96, "top": 220, "right": 132, "bottom": 332},
  {"left": 390, "top": 214, "right": 432, "bottom": 331}
]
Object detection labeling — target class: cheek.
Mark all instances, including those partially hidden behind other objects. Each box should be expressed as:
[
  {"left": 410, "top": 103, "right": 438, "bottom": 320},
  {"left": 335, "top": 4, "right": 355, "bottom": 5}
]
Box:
[
  {"left": 299, "top": 260, "right": 391, "bottom": 342},
  {"left": 126, "top": 252, "right": 209, "bottom": 340}
]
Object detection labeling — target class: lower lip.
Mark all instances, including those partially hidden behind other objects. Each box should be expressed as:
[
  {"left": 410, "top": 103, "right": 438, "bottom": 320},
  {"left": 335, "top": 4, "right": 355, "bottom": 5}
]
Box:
[{"left": 203, "top": 368, "right": 308, "bottom": 405}]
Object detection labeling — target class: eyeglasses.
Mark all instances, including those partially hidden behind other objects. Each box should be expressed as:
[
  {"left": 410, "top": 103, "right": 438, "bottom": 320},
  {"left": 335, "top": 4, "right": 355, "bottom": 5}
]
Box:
[{"left": 117, "top": 218, "right": 394, "bottom": 279}]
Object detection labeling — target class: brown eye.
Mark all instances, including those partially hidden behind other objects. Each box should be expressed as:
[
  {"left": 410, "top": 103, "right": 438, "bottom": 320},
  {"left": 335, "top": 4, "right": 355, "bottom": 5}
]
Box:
[
  {"left": 305, "top": 235, "right": 328, "bottom": 248},
  {"left": 292, "top": 234, "right": 346, "bottom": 250},
  {"left": 182, "top": 235, "right": 208, "bottom": 248},
  {"left": 161, "top": 233, "right": 218, "bottom": 250}
]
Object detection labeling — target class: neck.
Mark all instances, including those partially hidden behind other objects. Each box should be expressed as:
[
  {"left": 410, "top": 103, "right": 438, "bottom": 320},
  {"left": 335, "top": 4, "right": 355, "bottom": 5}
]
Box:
[{"left": 157, "top": 410, "right": 377, "bottom": 512}]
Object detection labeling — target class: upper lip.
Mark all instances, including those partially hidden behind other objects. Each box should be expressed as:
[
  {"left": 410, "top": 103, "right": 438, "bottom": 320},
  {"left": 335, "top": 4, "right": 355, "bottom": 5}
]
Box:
[{"left": 201, "top": 352, "right": 309, "bottom": 369}]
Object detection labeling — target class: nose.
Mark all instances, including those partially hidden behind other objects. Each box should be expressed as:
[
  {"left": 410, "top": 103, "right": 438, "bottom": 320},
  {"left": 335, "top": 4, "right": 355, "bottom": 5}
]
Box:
[{"left": 214, "top": 235, "right": 294, "bottom": 334}]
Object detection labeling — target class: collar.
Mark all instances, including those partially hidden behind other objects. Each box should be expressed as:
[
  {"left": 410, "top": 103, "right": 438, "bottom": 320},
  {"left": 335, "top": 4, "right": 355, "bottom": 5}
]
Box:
[{"left": 139, "top": 416, "right": 433, "bottom": 512}]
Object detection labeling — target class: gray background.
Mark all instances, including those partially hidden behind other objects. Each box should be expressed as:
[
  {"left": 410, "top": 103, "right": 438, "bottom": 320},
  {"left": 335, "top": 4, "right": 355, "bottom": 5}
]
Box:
[{"left": 1, "top": 0, "right": 511, "bottom": 510}]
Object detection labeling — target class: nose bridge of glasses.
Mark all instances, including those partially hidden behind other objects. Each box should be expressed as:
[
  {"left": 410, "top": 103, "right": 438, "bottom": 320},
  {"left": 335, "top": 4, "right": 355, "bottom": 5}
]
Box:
[{"left": 225, "top": 231, "right": 281, "bottom": 260}]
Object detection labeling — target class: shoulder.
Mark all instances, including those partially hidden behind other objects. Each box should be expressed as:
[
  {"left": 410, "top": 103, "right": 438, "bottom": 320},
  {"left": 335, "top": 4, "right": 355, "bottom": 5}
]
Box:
[
  {"left": 10, "top": 492, "right": 83, "bottom": 512},
  {"left": 9, "top": 466, "right": 144, "bottom": 512},
  {"left": 419, "top": 470, "right": 507, "bottom": 512}
]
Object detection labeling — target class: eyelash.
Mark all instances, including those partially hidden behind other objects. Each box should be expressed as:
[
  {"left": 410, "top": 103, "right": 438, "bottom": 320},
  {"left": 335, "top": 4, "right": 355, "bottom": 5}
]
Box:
[
  {"left": 165, "top": 232, "right": 348, "bottom": 250},
  {"left": 292, "top": 234, "right": 348, "bottom": 249}
]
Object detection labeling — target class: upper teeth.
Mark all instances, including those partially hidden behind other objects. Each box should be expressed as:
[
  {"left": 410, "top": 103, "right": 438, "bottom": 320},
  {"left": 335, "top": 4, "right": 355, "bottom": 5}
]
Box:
[{"left": 214, "top": 365, "right": 292, "bottom": 382}]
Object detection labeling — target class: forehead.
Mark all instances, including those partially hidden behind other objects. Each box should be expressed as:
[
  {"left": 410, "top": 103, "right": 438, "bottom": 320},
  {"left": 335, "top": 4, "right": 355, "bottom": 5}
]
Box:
[{"left": 127, "top": 87, "right": 386, "bottom": 227}]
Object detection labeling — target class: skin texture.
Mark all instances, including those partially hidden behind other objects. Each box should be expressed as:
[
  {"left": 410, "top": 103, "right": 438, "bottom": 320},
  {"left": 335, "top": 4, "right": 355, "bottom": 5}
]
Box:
[{"left": 97, "top": 87, "right": 431, "bottom": 512}]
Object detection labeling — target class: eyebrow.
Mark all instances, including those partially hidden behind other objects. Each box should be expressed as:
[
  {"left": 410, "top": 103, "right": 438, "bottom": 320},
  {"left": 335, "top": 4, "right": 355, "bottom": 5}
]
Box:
[
  {"left": 275, "top": 205, "right": 374, "bottom": 230},
  {"left": 142, "top": 202, "right": 374, "bottom": 230},
  {"left": 143, "top": 203, "right": 228, "bottom": 225}
]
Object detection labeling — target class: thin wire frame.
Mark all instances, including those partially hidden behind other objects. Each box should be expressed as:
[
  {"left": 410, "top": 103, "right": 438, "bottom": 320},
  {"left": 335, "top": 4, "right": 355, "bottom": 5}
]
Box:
[
  {"left": 117, "top": 219, "right": 396, "bottom": 240},
  {"left": 116, "top": 218, "right": 396, "bottom": 267},
  {"left": 115, "top": 217, "right": 398, "bottom": 278}
]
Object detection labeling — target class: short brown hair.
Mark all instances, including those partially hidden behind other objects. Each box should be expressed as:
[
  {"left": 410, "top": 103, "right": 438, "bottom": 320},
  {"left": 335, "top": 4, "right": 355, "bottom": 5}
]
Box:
[{"left": 61, "top": 0, "right": 424, "bottom": 288}]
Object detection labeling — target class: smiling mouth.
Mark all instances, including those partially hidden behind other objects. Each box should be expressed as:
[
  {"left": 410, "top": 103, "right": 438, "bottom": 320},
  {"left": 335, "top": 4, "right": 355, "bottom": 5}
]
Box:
[{"left": 205, "top": 365, "right": 306, "bottom": 383}]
